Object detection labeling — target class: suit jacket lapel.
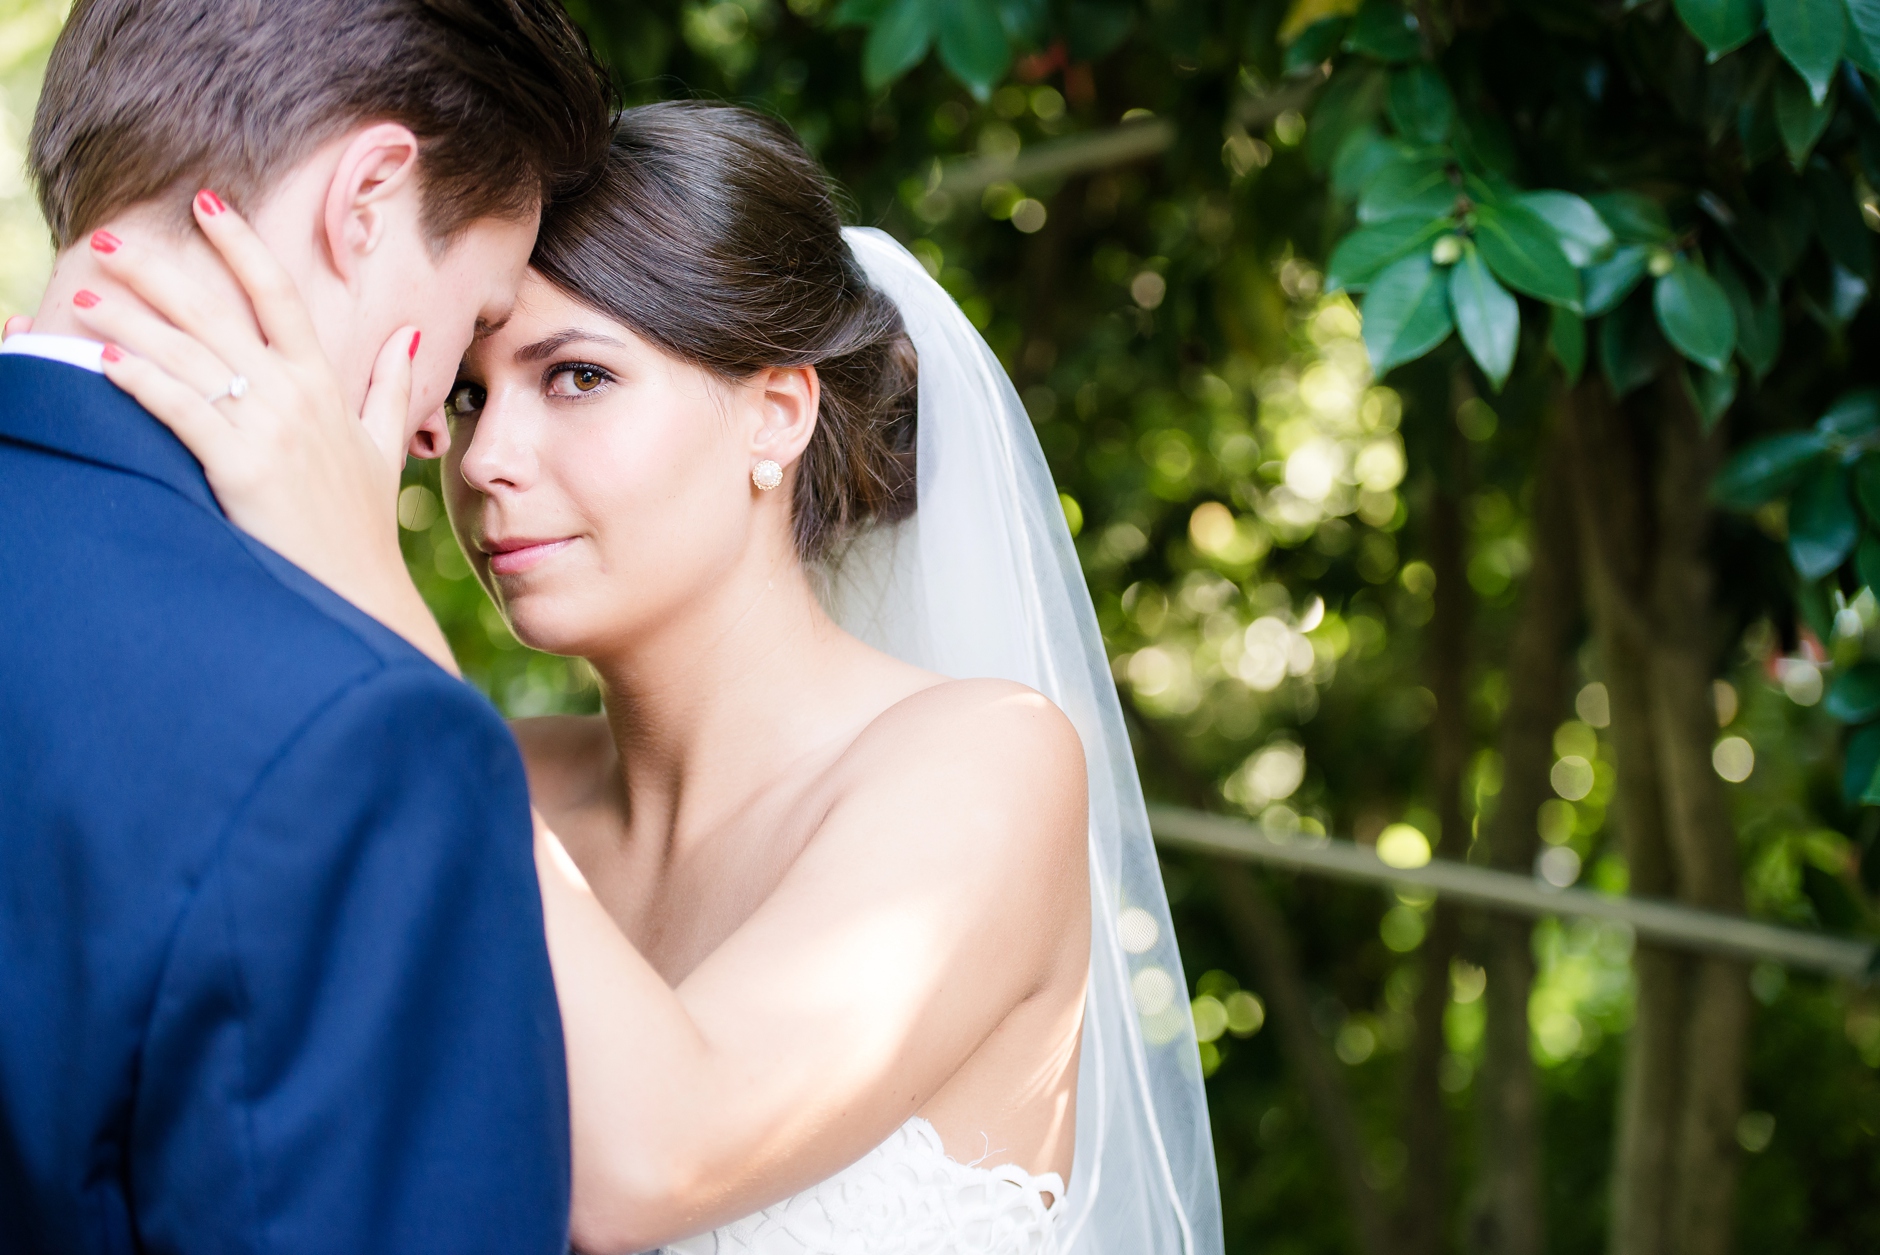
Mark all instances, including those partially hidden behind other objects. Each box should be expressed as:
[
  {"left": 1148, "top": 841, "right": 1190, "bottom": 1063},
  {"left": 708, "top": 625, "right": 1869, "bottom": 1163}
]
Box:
[{"left": 0, "top": 355, "right": 222, "bottom": 517}]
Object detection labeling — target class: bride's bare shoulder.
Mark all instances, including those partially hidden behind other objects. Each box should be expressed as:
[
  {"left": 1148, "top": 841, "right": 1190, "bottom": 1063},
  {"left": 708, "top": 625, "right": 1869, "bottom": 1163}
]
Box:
[{"left": 840, "top": 678, "right": 1088, "bottom": 828}]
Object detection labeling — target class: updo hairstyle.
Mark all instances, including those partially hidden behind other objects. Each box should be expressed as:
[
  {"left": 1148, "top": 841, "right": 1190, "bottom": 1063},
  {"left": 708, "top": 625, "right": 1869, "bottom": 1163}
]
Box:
[{"left": 530, "top": 101, "right": 918, "bottom": 563}]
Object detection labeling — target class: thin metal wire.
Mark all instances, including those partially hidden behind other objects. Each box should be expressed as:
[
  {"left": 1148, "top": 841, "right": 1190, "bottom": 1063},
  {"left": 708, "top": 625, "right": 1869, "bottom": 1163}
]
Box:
[{"left": 1148, "top": 806, "right": 1878, "bottom": 983}]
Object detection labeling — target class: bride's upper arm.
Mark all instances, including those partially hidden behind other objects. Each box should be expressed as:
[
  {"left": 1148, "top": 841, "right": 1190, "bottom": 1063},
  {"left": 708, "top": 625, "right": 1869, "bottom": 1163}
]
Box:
[{"left": 665, "top": 679, "right": 1089, "bottom": 1186}]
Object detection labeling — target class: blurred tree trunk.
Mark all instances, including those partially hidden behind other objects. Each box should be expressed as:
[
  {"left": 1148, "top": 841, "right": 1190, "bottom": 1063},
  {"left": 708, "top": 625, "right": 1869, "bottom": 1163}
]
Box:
[
  {"left": 1469, "top": 416, "right": 1580, "bottom": 1255},
  {"left": 1643, "top": 383, "right": 1749, "bottom": 1255},
  {"left": 1563, "top": 379, "right": 1746, "bottom": 1255},
  {"left": 1215, "top": 864, "right": 1402, "bottom": 1255},
  {"left": 1398, "top": 411, "right": 1474, "bottom": 1255}
]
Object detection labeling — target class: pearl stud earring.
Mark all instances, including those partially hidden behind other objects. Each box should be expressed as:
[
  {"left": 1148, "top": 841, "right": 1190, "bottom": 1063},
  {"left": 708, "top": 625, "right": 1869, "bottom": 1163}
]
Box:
[{"left": 752, "top": 459, "right": 783, "bottom": 491}]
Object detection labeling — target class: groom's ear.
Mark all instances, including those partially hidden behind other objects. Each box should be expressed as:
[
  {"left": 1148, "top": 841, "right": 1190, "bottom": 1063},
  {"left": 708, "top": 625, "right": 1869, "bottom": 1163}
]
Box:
[
  {"left": 749, "top": 365, "right": 820, "bottom": 468},
  {"left": 321, "top": 123, "right": 425, "bottom": 286}
]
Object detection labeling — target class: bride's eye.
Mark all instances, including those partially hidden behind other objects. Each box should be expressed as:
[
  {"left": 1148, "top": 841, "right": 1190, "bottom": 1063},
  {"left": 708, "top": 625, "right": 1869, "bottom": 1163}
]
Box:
[
  {"left": 547, "top": 364, "right": 612, "bottom": 397},
  {"left": 445, "top": 382, "right": 485, "bottom": 420}
]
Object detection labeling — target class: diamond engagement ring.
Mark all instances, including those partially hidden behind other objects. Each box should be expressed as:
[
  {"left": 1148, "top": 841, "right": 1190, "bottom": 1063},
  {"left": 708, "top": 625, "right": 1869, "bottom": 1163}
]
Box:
[{"left": 205, "top": 375, "right": 249, "bottom": 405}]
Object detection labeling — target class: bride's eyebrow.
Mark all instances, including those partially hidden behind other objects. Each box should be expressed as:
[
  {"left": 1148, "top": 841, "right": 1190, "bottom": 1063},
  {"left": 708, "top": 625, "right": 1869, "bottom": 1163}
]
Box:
[{"left": 515, "top": 328, "right": 629, "bottom": 363}]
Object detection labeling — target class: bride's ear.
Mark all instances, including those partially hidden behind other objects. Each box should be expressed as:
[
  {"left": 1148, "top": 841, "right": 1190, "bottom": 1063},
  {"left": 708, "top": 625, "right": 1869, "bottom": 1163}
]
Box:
[
  {"left": 409, "top": 407, "right": 450, "bottom": 461},
  {"left": 748, "top": 364, "right": 819, "bottom": 469},
  {"left": 320, "top": 123, "right": 424, "bottom": 286}
]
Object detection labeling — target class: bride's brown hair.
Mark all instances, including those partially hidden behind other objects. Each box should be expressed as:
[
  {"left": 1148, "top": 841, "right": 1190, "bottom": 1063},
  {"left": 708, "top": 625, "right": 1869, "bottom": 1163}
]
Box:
[{"left": 531, "top": 101, "right": 918, "bottom": 563}]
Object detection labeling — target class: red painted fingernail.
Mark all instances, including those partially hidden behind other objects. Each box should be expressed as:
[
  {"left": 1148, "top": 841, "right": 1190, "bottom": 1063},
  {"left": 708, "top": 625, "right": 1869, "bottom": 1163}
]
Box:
[
  {"left": 90, "top": 231, "right": 120, "bottom": 254},
  {"left": 195, "top": 189, "right": 227, "bottom": 217},
  {"left": 101, "top": 344, "right": 123, "bottom": 364},
  {"left": 72, "top": 289, "right": 100, "bottom": 309},
  {"left": 408, "top": 330, "right": 421, "bottom": 360}
]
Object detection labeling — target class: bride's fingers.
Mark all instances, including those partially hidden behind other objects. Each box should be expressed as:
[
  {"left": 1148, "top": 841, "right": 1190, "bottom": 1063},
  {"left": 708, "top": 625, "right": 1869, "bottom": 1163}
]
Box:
[
  {"left": 360, "top": 326, "right": 420, "bottom": 467},
  {"left": 99, "top": 344, "right": 240, "bottom": 467},
  {"left": 85, "top": 228, "right": 273, "bottom": 379},
  {"left": 188, "top": 191, "right": 324, "bottom": 364},
  {"left": 3, "top": 315, "right": 30, "bottom": 339},
  {"left": 68, "top": 290, "right": 247, "bottom": 409}
]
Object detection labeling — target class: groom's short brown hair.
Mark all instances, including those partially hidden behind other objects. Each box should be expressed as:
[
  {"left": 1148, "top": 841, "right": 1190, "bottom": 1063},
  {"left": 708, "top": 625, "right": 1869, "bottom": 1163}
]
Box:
[{"left": 30, "top": 0, "right": 612, "bottom": 249}]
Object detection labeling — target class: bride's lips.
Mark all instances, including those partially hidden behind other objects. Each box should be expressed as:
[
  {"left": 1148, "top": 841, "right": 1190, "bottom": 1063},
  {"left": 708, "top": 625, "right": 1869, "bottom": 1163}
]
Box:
[{"left": 482, "top": 536, "right": 576, "bottom": 577}]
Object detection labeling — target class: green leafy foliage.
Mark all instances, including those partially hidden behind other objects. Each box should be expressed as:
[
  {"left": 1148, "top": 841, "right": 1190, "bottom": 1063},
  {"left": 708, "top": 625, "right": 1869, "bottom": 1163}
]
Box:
[
  {"left": 935, "top": 0, "right": 1010, "bottom": 98},
  {"left": 1551, "top": 307, "right": 1587, "bottom": 383},
  {"left": 1774, "top": 69, "right": 1836, "bottom": 167},
  {"left": 1828, "top": 663, "right": 1880, "bottom": 723},
  {"left": 1788, "top": 460, "right": 1860, "bottom": 579},
  {"left": 1712, "top": 433, "right": 1828, "bottom": 508},
  {"left": 1345, "top": 0, "right": 1422, "bottom": 63},
  {"left": 1450, "top": 240, "right": 1518, "bottom": 390},
  {"left": 1653, "top": 255, "right": 1738, "bottom": 373},
  {"left": 1674, "top": 0, "right": 1765, "bottom": 56},
  {"left": 1516, "top": 191, "right": 1614, "bottom": 267},
  {"left": 1584, "top": 245, "right": 1652, "bottom": 316},
  {"left": 1385, "top": 64, "right": 1454, "bottom": 145},
  {"left": 1473, "top": 202, "right": 1582, "bottom": 310},
  {"left": 1715, "top": 251, "right": 1783, "bottom": 380},
  {"left": 1284, "top": 17, "right": 1346, "bottom": 75},
  {"left": 860, "top": 0, "right": 935, "bottom": 90},
  {"left": 1325, "top": 217, "right": 1447, "bottom": 292},
  {"left": 1361, "top": 251, "right": 1454, "bottom": 374},
  {"left": 1766, "top": 0, "right": 1846, "bottom": 104}
]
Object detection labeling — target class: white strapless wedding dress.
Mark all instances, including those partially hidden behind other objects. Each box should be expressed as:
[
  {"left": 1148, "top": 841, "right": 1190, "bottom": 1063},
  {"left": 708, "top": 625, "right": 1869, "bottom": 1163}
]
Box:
[{"left": 658, "top": 1116, "right": 1065, "bottom": 1255}]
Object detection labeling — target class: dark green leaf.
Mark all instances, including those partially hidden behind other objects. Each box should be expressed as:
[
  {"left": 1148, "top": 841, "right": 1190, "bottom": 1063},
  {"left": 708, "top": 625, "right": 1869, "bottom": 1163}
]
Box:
[
  {"left": 1386, "top": 63, "right": 1455, "bottom": 144},
  {"left": 1362, "top": 252, "right": 1456, "bottom": 374},
  {"left": 1849, "top": 19, "right": 1880, "bottom": 77},
  {"left": 998, "top": 0, "right": 1049, "bottom": 43},
  {"left": 1516, "top": 191, "right": 1616, "bottom": 267},
  {"left": 935, "top": 0, "right": 1011, "bottom": 97},
  {"left": 1774, "top": 68, "right": 1836, "bottom": 168},
  {"left": 1551, "top": 307, "right": 1586, "bottom": 383},
  {"left": 1844, "top": 721, "right": 1880, "bottom": 804},
  {"left": 1654, "top": 255, "right": 1738, "bottom": 373},
  {"left": 1817, "top": 389, "right": 1880, "bottom": 440},
  {"left": 1306, "top": 65, "right": 1388, "bottom": 170},
  {"left": 1714, "top": 250, "right": 1782, "bottom": 381},
  {"left": 1587, "top": 191, "right": 1673, "bottom": 244},
  {"left": 1358, "top": 156, "right": 1459, "bottom": 223},
  {"left": 832, "top": 0, "right": 893, "bottom": 26},
  {"left": 1798, "top": 576, "right": 1838, "bottom": 645},
  {"left": 1451, "top": 107, "right": 1521, "bottom": 184},
  {"left": 1788, "top": 459, "right": 1860, "bottom": 579},
  {"left": 1859, "top": 532, "right": 1880, "bottom": 593},
  {"left": 862, "top": 0, "right": 936, "bottom": 89},
  {"left": 1767, "top": 0, "right": 1846, "bottom": 104},
  {"left": 1285, "top": 16, "right": 1348, "bottom": 75},
  {"left": 1851, "top": 0, "right": 1880, "bottom": 73},
  {"left": 1064, "top": 0, "right": 1133, "bottom": 61},
  {"left": 1673, "top": 0, "right": 1765, "bottom": 56},
  {"left": 1805, "top": 160, "right": 1875, "bottom": 277},
  {"left": 1473, "top": 202, "right": 1582, "bottom": 309},
  {"left": 1332, "top": 128, "right": 1417, "bottom": 200},
  {"left": 1450, "top": 240, "right": 1520, "bottom": 390},
  {"left": 1583, "top": 245, "right": 1652, "bottom": 316},
  {"left": 1857, "top": 451, "right": 1880, "bottom": 524},
  {"left": 1712, "top": 432, "right": 1828, "bottom": 509},
  {"left": 1599, "top": 293, "right": 1666, "bottom": 398},
  {"left": 1327, "top": 217, "right": 1449, "bottom": 291},
  {"left": 1828, "top": 662, "right": 1880, "bottom": 723},
  {"left": 1685, "top": 362, "right": 1739, "bottom": 428},
  {"left": 1346, "top": 0, "right": 1423, "bottom": 63}
]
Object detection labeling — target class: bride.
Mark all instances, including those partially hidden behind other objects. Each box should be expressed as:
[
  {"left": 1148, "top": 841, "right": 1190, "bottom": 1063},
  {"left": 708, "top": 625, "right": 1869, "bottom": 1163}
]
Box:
[{"left": 67, "top": 101, "right": 1220, "bottom": 1254}]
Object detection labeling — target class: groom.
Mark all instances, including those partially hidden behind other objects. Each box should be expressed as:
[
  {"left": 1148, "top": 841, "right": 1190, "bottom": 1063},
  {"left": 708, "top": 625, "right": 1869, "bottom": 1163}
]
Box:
[{"left": 0, "top": 2, "right": 610, "bottom": 1251}]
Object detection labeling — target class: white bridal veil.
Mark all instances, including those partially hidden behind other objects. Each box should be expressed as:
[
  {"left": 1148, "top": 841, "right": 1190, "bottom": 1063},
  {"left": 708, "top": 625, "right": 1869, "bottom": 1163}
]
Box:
[{"left": 826, "top": 227, "right": 1223, "bottom": 1255}]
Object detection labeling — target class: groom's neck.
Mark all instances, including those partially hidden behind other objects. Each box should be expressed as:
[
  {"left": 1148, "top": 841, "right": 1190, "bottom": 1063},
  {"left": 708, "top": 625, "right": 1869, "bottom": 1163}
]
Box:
[{"left": 32, "top": 208, "right": 255, "bottom": 344}]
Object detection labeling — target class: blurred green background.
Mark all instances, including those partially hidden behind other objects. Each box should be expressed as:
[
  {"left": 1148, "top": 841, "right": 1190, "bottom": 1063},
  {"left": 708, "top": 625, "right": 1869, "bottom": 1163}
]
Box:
[{"left": 7, "top": 1, "right": 1880, "bottom": 1252}]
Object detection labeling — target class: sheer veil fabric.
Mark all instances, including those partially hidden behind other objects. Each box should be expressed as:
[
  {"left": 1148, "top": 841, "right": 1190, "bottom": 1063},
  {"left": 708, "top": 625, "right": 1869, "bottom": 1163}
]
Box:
[{"left": 823, "top": 228, "right": 1223, "bottom": 1255}]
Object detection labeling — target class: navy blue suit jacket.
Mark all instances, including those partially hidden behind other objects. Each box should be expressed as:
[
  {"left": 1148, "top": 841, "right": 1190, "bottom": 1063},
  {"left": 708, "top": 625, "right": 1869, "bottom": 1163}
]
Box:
[{"left": 0, "top": 357, "right": 571, "bottom": 1253}]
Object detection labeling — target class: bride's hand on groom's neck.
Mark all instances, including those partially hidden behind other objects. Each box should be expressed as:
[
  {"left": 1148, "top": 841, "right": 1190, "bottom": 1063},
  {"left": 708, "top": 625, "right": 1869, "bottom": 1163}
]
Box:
[{"left": 67, "top": 194, "right": 459, "bottom": 675}]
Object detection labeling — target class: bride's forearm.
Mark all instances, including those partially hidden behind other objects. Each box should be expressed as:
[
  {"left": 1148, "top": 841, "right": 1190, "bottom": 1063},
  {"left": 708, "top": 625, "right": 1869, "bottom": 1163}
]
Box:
[{"left": 533, "top": 824, "right": 723, "bottom": 1251}]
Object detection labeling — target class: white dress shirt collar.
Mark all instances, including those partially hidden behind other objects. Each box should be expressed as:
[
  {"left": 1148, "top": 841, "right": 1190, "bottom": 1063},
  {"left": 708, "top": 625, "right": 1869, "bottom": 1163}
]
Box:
[{"left": 0, "top": 333, "right": 107, "bottom": 375}]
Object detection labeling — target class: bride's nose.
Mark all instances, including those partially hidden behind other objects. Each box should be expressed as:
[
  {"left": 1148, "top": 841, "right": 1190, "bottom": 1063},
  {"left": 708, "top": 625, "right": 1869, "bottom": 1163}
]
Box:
[{"left": 455, "top": 394, "right": 538, "bottom": 496}]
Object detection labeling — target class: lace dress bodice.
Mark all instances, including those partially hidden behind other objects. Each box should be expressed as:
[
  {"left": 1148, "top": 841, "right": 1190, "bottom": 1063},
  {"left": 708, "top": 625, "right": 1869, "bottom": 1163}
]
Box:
[{"left": 659, "top": 1117, "right": 1065, "bottom": 1255}]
